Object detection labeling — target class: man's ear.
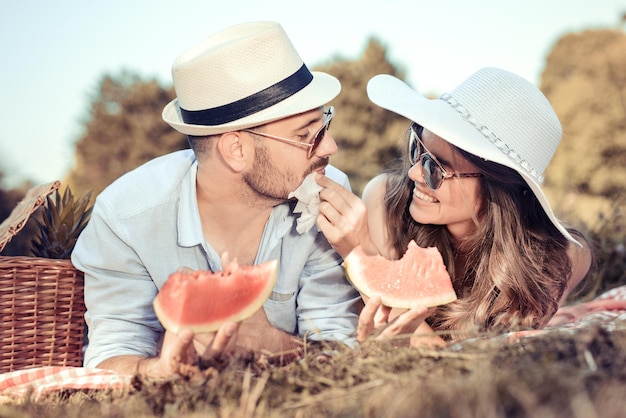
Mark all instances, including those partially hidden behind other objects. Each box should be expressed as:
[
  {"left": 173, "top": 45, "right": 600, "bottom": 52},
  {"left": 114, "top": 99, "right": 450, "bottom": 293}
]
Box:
[{"left": 216, "top": 132, "right": 248, "bottom": 172}]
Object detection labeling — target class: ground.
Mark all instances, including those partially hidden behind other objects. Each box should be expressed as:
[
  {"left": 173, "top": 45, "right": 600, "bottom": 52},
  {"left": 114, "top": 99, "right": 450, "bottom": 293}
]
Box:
[{"left": 1, "top": 320, "right": 625, "bottom": 418}]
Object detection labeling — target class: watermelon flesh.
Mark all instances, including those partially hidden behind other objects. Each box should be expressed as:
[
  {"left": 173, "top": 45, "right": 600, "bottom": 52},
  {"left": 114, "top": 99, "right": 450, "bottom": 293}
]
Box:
[
  {"left": 343, "top": 241, "right": 457, "bottom": 309},
  {"left": 153, "top": 258, "right": 278, "bottom": 334}
]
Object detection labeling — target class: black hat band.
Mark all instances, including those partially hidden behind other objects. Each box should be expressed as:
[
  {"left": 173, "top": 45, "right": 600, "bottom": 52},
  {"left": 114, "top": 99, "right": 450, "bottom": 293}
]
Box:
[{"left": 180, "top": 64, "right": 313, "bottom": 126}]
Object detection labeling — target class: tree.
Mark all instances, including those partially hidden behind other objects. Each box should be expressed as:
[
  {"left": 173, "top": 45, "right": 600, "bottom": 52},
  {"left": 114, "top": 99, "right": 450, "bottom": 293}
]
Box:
[
  {"left": 66, "top": 71, "right": 188, "bottom": 197},
  {"left": 541, "top": 29, "right": 626, "bottom": 227},
  {"left": 0, "top": 172, "right": 37, "bottom": 256},
  {"left": 315, "top": 38, "right": 410, "bottom": 195},
  {"left": 65, "top": 42, "right": 408, "bottom": 198}
]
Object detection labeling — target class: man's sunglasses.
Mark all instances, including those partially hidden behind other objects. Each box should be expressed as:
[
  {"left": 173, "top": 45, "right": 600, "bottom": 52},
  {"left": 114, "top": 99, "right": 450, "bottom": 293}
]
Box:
[
  {"left": 244, "top": 107, "right": 334, "bottom": 159},
  {"left": 409, "top": 123, "right": 482, "bottom": 190}
]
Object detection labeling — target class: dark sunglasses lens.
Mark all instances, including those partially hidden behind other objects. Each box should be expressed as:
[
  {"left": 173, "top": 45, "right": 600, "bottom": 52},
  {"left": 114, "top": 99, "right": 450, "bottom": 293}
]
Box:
[
  {"left": 422, "top": 154, "right": 443, "bottom": 190},
  {"left": 409, "top": 132, "right": 418, "bottom": 165},
  {"left": 409, "top": 125, "right": 425, "bottom": 165},
  {"left": 309, "top": 121, "right": 328, "bottom": 157}
]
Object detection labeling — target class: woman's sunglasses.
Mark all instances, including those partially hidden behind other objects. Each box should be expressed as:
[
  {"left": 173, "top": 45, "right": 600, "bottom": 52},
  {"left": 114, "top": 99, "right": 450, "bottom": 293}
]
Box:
[
  {"left": 244, "top": 107, "right": 334, "bottom": 159},
  {"left": 409, "top": 123, "right": 482, "bottom": 190}
]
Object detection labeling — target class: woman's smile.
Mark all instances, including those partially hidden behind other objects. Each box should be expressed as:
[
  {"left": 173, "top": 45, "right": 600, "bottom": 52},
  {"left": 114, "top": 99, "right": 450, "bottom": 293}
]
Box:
[{"left": 412, "top": 187, "right": 438, "bottom": 204}]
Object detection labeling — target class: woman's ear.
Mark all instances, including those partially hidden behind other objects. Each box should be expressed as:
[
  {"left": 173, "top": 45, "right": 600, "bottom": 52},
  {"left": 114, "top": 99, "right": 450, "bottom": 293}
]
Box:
[{"left": 216, "top": 132, "right": 248, "bottom": 172}]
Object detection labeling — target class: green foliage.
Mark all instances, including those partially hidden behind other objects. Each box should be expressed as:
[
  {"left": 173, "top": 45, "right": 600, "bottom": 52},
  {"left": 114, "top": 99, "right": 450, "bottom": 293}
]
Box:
[
  {"left": 541, "top": 29, "right": 626, "bottom": 227},
  {"left": 66, "top": 70, "right": 189, "bottom": 198},
  {"left": 2, "top": 29, "right": 625, "bottom": 292},
  {"left": 539, "top": 30, "right": 626, "bottom": 300},
  {"left": 0, "top": 179, "right": 38, "bottom": 256},
  {"left": 31, "top": 186, "right": 93, "bottom": 259},
  {"left": 315, "top": 38, "right": 410, "bottom": 195},
  {"left": 585, "top": 194, "right": 626, "bottom": 297},
  {"left": 1, "top": 328, "right": 626, "bottom": 417}
]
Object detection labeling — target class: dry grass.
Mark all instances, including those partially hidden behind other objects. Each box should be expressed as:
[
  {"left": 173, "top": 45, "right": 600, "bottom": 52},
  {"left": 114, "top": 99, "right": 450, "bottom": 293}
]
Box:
[
  {"left": 1, "top": 193, "right": 623, "bottom": 418},
  {"left": 1, "top": 323, "right": 625, "bottom": 418}
]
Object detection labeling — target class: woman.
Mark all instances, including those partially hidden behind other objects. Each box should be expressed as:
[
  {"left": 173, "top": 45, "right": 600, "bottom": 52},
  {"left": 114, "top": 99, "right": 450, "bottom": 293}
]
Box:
[{"left": 316, "top": 67, "right": 593, "bottom": 346}]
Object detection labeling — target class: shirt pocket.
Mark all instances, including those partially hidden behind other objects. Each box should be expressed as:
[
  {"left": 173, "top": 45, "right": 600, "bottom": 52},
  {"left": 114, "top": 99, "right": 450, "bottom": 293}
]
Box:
[
  {"left": 263, "top": 291, "right": 297, "bottom": 334},
  {"left": 269, "top": 291, "right": 295, "bottom": 302}
]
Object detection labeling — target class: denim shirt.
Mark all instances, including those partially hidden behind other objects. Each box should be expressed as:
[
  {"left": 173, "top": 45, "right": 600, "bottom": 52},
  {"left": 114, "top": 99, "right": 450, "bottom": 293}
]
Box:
[{"left": 72, "top": 150, "right": 361, "bottom": 368}]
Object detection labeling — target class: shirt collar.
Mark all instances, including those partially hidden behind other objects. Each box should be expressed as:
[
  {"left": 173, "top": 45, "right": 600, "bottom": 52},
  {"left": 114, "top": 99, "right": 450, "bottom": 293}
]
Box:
[
  {"left": 178, "top": 160, "right": 205, "bottom": 247},
  {"left": 176, "top": 161, "right": 298, "bottom": 253}
]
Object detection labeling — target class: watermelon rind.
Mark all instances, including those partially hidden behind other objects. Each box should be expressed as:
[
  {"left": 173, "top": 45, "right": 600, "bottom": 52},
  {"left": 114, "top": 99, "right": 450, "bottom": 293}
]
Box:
[
  {"left": 343, "top": 241, "right": 457, "bottom": 309},
  {"left": 153, "top": 259, "right": 278, "bottom": 334}
]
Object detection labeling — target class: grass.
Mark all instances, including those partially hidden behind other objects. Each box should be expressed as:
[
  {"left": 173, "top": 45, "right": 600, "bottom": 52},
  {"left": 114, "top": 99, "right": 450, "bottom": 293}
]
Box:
[
  {"left": 1, "top": 196, "right": 624, "bottom": 418},
  {"left": 1, "top": 325, "right": 625, "bottom": 417},
  {"left": 583, "top": 195, "right": 626, "bottom": 298}
]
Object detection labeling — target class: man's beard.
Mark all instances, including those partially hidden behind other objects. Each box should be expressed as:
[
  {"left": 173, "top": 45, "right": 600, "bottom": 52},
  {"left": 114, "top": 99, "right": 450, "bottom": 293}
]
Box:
[{"left": 242, "top": 144, "right": 328, "bottom": 204}]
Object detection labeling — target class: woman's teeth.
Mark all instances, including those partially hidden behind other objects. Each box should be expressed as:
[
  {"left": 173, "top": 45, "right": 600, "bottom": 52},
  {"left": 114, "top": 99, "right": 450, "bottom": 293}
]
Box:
[{"left": 414, "top": 188, "right": 437, "bottom": 203}]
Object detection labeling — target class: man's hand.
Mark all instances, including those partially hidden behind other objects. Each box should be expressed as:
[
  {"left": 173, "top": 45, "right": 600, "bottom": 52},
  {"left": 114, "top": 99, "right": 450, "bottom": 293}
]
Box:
[
  {"left": 194, "top": 308, "right": 301, "bottom": 360},
  {"left": 95, "top": 321, "right": 238, "bottom": 379},
  {"left": 100, "top": 309, "right": 301, "bottom": 378},
  {"left": 193, "top": 321, "right": 239, "bottom": 363},
  {"left": 238, "top": 308, "right": 301, "bottom": 353},
  {"left": 136, "top": 321, "right": 238, "bottom": 378}
]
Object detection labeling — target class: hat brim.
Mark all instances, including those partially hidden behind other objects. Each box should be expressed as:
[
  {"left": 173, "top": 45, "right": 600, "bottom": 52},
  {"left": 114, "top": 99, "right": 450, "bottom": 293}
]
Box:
[
  {"left": 367, "top": 74, "right": 580, "bottom": 246},
  {"left": 162, "top": 71, "right": 340, "bottom": 136}
]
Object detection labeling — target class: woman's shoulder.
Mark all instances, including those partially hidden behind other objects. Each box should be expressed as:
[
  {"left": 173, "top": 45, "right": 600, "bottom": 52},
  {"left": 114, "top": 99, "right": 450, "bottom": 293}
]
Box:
[
  {"left": 562, "top": 234, "right": 594, "bottom": 301},
  {"left": 362, "top": 173, "right": 389, "bottom": 202},
  {"left": 361, "top": 173, "right": 397, "bottom": 258}
]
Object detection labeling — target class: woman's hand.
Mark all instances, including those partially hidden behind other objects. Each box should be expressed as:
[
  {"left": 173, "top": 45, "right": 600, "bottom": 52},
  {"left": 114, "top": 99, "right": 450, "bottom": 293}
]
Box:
[
  {"left": 356, "top": 295, "right": 430, "bottom": 343},
  {"left": 315, "top": 174, "right": 375, "bottom": 258}
]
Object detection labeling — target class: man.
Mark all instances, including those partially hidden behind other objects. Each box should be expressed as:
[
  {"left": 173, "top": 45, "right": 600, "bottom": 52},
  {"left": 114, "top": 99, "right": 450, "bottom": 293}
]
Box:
[{"left": 72, "top": 21, "right": 361, "bottom": 378}]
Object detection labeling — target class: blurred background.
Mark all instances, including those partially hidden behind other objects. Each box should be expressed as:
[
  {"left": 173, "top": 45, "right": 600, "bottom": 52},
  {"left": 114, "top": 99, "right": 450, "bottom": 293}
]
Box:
[{"left": 1, "top": 0, "right": 625, "bottom": 296}]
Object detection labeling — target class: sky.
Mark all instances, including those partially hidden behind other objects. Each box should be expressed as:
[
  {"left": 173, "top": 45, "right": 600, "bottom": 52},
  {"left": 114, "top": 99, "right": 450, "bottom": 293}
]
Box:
[{"left": 1, "top": 0, "right": 624, "bottom": 188}]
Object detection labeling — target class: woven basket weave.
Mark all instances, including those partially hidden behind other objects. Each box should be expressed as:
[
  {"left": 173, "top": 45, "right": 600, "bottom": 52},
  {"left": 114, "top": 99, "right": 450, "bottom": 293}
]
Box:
[{"left": 0, "top": 181, "right": 86, "bottom": 373}]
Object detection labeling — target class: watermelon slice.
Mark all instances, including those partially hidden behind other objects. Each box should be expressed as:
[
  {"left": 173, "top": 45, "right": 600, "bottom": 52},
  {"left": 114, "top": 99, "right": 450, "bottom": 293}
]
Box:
[
  {"left": 153, "top": 258, "right": 278, "bottom": 334},
  {"left": 343, "top": 241, "right": 457, "bottom": 309}
]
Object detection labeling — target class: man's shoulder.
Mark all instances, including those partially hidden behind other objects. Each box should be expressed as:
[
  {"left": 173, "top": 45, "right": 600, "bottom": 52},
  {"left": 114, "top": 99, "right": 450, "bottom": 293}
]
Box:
[
  {"left": 105, "top": 150, "right": 193, "bottom": 189},
  {"left": 97, "top": 150, "right": 195, "bottom": 216}
]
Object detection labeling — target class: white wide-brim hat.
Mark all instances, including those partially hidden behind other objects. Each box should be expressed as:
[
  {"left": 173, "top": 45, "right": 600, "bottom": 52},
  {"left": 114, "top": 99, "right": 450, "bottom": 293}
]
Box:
[
  {"left": 367, "top": 68, "right": 580, "bottom": 246},
  {"left": 162, "top": 21, "right": 340, "bottom": 136}
]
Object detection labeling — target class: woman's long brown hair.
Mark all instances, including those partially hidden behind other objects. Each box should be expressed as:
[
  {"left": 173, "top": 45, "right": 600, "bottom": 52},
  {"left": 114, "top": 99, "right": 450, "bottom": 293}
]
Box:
[{"left": 383, "top": 134, "right": 585, "bottom": 340}]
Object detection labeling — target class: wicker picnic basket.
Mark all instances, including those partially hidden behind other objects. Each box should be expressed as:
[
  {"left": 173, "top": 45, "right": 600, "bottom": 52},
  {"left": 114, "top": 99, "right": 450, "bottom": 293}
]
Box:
[{"left": 0, "top": 181, "right": 86, "bottom": 373}]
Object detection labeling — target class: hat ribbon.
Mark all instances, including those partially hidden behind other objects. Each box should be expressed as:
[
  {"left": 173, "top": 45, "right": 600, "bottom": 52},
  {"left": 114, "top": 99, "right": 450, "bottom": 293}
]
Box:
[
  {"left": 180, "top": 64, "right": 313, "bottom": 127},
  {"left": 440, "top": 93, "right": 544, "bottom": 183}
]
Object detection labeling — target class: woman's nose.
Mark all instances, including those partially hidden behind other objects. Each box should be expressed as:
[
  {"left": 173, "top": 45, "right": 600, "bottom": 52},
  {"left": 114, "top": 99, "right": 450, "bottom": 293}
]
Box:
[{"left": 408, "top": 161, "right": 425, "bottom": 184}]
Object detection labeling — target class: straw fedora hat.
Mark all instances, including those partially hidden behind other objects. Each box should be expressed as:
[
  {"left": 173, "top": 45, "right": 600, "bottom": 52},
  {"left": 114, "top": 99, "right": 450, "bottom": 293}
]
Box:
[
  {"left": 162, "top": 21, "right": 340, "bottom": 136},
  {"left": 367, "top": 67, "right": 580, "bottom": 245}
]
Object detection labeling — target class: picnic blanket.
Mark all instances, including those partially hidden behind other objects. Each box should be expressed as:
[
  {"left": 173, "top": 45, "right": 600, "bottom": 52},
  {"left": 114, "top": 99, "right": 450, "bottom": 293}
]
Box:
[
  {"left": 0, "top": 366, "right": 131, "bottom": 401},
  {"left": 1, "top": 285, "right": 625, "bottom": 401},
  {"left": 547, "top": 284, "right": 626, "bottom": 329},
  {"left": 486, "top": 285, "right": 626, "bottom": 345}
]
